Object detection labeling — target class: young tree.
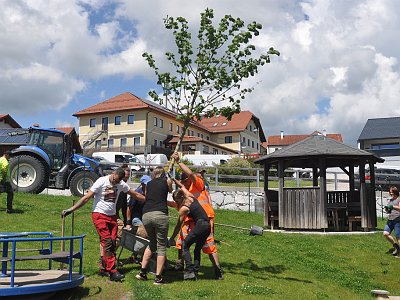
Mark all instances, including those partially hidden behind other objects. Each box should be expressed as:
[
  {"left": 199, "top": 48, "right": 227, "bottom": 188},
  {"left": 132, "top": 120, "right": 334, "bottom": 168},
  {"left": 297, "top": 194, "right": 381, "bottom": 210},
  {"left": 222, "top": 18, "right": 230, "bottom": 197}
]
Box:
[{"left": 143, "top": 8, "right": 279, "bottom": 167}]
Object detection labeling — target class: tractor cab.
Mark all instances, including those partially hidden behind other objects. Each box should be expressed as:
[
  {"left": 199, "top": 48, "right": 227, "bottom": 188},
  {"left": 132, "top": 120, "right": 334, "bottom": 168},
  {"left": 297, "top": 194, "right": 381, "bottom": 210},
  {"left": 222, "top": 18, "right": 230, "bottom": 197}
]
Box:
[{"left": 28, "top": 127, "right": 70, "bottom": 171}]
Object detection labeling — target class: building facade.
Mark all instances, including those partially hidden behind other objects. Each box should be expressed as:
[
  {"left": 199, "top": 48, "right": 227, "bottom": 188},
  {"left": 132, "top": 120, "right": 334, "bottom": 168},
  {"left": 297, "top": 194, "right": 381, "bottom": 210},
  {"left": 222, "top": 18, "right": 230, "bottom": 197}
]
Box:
[
  {"left": 358, "top": 117, "right": 400, "bottom": 157},
  {"left": 74, "top": 92, "right": 266, "bottom": 157}
]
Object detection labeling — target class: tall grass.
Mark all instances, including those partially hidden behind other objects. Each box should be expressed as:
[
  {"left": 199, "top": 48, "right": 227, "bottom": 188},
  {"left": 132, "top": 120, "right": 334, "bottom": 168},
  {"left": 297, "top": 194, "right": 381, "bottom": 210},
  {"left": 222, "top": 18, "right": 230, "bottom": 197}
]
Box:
[{"left": 0, "top": 193, "right": 398, "bottom": 299}]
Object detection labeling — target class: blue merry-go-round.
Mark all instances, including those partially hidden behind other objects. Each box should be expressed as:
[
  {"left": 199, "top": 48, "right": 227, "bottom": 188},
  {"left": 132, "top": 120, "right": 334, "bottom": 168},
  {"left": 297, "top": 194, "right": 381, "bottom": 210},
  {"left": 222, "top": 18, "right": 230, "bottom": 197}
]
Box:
[{"left": 0, "top": 232, "right": 85, "bottom": 297}]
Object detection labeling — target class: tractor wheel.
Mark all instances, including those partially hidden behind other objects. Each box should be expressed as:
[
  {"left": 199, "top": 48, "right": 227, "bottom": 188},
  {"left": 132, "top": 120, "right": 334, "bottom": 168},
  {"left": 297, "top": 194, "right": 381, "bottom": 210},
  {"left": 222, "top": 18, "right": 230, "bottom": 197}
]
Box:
[
  {"left": 70, "top": 171, "right": 99, "bottom": 197},
  {"left": 9, "top": 155, "right": 48, "bottom": 194}
]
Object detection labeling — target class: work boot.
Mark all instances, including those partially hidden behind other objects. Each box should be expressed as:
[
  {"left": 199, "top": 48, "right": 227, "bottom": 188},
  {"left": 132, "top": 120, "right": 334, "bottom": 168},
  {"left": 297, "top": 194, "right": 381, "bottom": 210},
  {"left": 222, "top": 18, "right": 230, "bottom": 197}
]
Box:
[
  {"left": 214, "top": 267, "right": 224, "bottom": 280},
  {"left": 184, "top": 271, "right": 197, "bottom": 281},
  {"left": 6, "top": 209, "right": 15, "bottom": 214},
  {"left": 135, "top": 269, "right": 148, "bottom": 281},
  {"left": 153, "top": 275, "right": 166, "bottom": 285},
  {"left": 110, "top": 271, "right": 125, "bottom": 281},
  {"left": 392, "top": 244, "right": 400, "bottom": 256}
]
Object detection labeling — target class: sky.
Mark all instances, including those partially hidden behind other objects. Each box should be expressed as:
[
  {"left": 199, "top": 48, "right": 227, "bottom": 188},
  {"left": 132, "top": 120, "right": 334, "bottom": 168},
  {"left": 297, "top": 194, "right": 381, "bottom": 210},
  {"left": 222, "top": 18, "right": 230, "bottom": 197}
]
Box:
[{"left": 1, "top": 0, "right": 400, "bottom": 146}]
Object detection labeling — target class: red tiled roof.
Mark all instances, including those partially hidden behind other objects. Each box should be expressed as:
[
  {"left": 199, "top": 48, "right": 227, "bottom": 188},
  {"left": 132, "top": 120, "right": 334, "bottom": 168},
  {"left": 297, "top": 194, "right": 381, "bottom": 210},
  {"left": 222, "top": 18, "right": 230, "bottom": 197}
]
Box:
[
  {"left": 198, "top": 111, "right": 254, "bottom": 133},
  {"left": 73, "top": 92, "right": 148, "bottom": 116},
  {"left": 0, "top": 114, "right": 21, "bottom": 128},
  {"left": 56, "top": 127, "right": 75, "bottom": 135},
  {"left": 267, "top": 131, "right": 343, "bottom": 146}
]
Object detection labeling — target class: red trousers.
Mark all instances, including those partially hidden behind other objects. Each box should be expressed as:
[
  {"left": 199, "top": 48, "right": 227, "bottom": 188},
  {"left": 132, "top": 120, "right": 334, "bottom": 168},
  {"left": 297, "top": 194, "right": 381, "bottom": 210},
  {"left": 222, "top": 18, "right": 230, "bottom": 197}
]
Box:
[{"left": 92, "top": 212, "right": 118, "bottom": 273}]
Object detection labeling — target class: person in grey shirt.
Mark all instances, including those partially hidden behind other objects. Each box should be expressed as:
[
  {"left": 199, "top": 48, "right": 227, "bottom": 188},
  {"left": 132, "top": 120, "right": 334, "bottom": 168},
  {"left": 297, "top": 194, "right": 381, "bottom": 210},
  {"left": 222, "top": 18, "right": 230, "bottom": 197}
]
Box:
[{"left": 383, "top": 186, "right": 400, "bottom": 256}]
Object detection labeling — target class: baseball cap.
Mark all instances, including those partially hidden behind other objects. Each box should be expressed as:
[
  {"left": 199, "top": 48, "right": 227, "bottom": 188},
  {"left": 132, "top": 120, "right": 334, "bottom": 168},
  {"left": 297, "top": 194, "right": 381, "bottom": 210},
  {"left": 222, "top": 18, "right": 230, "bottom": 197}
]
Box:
[
  {"left": 180, "top": 173, "right": 188, "bottom": 181},
  {"left": 140, "top": 175, "right": 151, "bottom": 185},
  {"left": 196, "top": 168, "right": 206, "bottom": 174}
]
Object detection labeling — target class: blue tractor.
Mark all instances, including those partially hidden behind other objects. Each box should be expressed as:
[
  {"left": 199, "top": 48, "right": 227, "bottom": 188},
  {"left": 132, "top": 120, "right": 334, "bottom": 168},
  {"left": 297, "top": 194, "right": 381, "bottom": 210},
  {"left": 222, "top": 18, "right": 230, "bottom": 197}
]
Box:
[{"left": 8, "top": 127, "right": 101, "bottom": 197}]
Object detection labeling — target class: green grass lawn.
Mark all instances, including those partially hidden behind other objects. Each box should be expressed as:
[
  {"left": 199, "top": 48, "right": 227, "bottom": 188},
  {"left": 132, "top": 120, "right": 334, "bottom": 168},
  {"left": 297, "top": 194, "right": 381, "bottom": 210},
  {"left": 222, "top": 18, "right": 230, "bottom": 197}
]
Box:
[{"left": 0, "top": 193, "right": 399, "bottom": 299}]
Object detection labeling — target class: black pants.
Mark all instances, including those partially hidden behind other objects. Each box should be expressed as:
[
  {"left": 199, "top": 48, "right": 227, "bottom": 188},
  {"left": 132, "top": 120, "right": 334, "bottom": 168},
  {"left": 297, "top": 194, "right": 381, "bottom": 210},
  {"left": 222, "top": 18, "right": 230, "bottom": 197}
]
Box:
[
  {"left": 0, "top": 182, "right": 13, "bottom": 210},
  {"left": 182, "top": 219, "right": 211, "bottom": 273}
]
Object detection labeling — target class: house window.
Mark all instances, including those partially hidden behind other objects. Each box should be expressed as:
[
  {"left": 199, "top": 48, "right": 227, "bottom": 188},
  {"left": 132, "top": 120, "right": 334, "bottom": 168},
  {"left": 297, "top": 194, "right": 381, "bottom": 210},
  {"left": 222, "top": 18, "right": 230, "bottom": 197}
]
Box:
[
  {"left": 252, "top": 141, "right": 254, "bottom": 148},
  {"left": 247, "top": 139, "right": 250, "bottom": 146},
  {"left": 107, "top": 139, "right": 114, "bottom": 149},
  {"left": 201, "top": 134, "right": 204, "bottom": 139},
  {"left": 127, "top": 114, "right": 135, "bottom": 124},
  {"left": 115, "top": 116, "right": 121, "bottom": 125},
  {"left": 154, "top": 139, "right": 158, "bottom": 146},
  {"left": 206, "top": 136, "right": 210, "bottom": 141},
  {"left": 222, "top": 122, "right": 227, "bottom": 126},
  {"left": 176, "top": 125, "right": 180, "bottom": 134},
  {"left": 95, "top": 140, "right": 101, "bottom": 148},
  {"left": 225, "top": 136, "right": 233, "bottom": 143},
  {"left": 159, "top": 141, "right": 163, "bottom": 147},
  {"left": 154, "top": 117, "right": 158, "bottom": 127},
  {"left": 120, "top": 138, "right": 127, "bottom": 148},
  {"left": 197, "top": 133, "right": 200, "bottom": 137},
  {"left": 213, "top": 148, "right": 218, "bottom": 154},
  {"left": 169, "top": 123, "right": 173, "bottom": 131},
  {"left": 242, "top": 137, "right": 246, "bottom": 144},
  {"left": 250, "top": 125, "right": 253, "bottom": 132},
  {"left": 90, "top": 118, "right": 96, "bottom": 128},
  {"left": 102, "top": 117, "right": 108, "bottom": 131},
  {"left": 202, "top": 145, "right": 209, "bottom": 154},
  {"left": 257, "top": 143, "right": 259, "bottom": 150},
  {"left": 133, "top": 136, "right": 140, "bottom": 146},
  {"left": 159, "top": 119, "right": 164, "bottom": 128}
]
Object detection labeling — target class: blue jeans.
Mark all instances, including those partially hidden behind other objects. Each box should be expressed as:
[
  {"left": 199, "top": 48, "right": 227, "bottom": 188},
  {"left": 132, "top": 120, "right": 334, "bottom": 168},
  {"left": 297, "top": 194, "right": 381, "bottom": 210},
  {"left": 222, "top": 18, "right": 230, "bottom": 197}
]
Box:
[{"left": 384, "top": 220, "right": 400, "bottom": 238}]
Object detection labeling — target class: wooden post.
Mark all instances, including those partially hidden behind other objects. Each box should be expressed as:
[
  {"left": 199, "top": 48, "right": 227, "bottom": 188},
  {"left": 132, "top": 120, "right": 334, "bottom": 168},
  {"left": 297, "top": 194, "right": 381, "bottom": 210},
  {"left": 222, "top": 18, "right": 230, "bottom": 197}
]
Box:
[
  {"left": 278, "top": 161, "right": 285, "bottom": 228},
  {"left": 359, "top": 161, "right": 367, "bottom": 230},
  {"left": 312, "top": 167, "right": 318, "bottom": 187},
  {"left": 319, "top": 159, "right": 328, "bottom": 229},
  {"left": 263, "top": 164, "right": 270, "bottom": 227},
  {"left": 349, "top": 163, "right": 355, "bottom": 192}
]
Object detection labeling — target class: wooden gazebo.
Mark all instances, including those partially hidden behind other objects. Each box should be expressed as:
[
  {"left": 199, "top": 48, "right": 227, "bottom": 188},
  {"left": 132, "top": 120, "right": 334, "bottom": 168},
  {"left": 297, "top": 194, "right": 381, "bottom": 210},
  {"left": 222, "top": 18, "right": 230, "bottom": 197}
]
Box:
[{"left": 254, "top": 134, "right": 384, "bottom": 231}]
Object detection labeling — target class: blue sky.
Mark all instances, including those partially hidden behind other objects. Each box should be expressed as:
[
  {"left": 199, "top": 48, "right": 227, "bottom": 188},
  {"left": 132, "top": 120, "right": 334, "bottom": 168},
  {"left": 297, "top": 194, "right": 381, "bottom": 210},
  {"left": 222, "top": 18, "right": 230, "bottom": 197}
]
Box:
[{"left": 2, "top": 0, "right": 400, "bottom": 146}]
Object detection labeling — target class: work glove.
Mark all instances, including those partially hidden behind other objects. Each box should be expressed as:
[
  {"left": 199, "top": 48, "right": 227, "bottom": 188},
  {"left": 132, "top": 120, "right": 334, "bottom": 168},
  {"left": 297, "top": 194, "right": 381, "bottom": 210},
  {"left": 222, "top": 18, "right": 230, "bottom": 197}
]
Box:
[
  {"left": 167, "top": 237, "right": 176, "bottom": 248},
  {"left": 61, "top": 208, "right": 73, "bottom": 218},
  {"left": 384, "top": 204, "right": 393, "bottom": 213}
]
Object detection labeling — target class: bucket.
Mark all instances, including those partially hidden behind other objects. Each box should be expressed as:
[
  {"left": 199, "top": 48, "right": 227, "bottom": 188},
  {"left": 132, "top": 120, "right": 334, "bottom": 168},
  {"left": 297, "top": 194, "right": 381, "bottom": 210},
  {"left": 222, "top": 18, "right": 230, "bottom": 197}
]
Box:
[{"left": 249, "top": 225, "right": 264, "bottom": 236}]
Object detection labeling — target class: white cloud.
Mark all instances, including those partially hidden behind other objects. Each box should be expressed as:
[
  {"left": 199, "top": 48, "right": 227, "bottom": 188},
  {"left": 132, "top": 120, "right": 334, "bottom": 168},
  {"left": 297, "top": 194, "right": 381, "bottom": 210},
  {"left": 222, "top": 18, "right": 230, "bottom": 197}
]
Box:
[{"left": 1, "top": 0, "right": 400, "bottom": 146}]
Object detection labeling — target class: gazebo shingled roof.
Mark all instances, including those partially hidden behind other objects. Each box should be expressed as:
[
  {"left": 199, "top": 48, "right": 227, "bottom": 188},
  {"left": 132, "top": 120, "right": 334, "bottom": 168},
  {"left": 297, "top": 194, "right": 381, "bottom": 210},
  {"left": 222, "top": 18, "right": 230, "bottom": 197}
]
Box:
[{"left": 255, "top": 134, "right": 384, "bottom": 167}]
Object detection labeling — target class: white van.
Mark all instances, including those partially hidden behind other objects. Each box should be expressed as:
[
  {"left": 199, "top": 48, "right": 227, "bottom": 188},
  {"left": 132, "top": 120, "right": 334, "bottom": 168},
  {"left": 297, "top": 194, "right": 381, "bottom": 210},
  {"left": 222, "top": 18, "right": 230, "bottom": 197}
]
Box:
[
  {"left": 136, "top": 154, "right": 168, "bottom": 166},
  {"left": 92, "top": 152, "right": 141, "bottom": 171},
  {"left": 182, "top": 154, "right": 232, "bottom": 166}
]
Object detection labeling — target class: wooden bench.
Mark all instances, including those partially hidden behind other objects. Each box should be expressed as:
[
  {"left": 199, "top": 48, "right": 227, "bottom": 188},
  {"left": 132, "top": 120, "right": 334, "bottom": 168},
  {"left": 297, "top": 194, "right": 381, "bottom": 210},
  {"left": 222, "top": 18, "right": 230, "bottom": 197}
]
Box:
[
  {"left": 269, "top": 202, "right": 279, "bottom": 230},
  {"left": 347, "top": 202, "right": 361, "bottom": 231}
]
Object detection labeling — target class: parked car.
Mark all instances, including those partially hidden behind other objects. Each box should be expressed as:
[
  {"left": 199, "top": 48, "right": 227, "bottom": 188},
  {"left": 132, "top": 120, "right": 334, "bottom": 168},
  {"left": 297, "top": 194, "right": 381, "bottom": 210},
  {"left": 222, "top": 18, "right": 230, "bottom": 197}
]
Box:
[
  {"left": 92, "top": 151, "right": 142, "bottom": 172},
  {"left": 92, "top": 157, "right": 118, "bottom": 175},
  {"left": 355, "top": 166, "right": 400, "bottom": 190}
]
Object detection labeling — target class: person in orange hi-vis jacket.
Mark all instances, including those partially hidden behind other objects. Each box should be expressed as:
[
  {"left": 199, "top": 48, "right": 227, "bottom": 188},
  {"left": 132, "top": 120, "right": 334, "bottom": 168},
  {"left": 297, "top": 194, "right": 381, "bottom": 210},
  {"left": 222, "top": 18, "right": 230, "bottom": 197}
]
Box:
[{"left": 169, "top": 152, "right": 223, "bottom": 280}]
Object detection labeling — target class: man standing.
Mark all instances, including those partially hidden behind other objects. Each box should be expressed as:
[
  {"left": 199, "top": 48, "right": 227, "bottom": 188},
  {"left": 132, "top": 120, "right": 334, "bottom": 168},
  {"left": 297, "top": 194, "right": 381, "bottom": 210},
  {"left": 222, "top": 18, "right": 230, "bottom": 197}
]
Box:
[
  {"left": 0, "top": 151, "right": 14, "bottom": 213},
  {"left": 383, "top": 186, "right": 400, "bottom": 256},
  {"left": 171, "top": 151, "right": 223, "bottom": 280},
  {"left": 61, "top": 168, "right": 145, "bottom": 281}
]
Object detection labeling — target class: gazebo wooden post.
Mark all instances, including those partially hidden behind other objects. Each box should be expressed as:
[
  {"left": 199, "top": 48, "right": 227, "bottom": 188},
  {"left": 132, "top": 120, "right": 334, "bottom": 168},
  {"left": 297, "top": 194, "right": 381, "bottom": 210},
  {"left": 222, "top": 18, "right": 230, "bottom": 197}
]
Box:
[
  {"left": 359, "top": 161, "right": 368, "bottom": 231},
  {"left": 319, "top": 159, "right": 328, "bottom": 229},
  {"left": 263, "top": 164, "right": 270, "bottom": 227},
  {"left": 312, "top": 167, "right": 318, "bottom": 187},
  {"left": 349, "top": 163, "right": 355, "bottom": 192},
  {"left": 368, "top": 161, "right": 377, "bottom": 229},
  {"left": 278, "top": 161, "right": 285, "bottom": 228}
]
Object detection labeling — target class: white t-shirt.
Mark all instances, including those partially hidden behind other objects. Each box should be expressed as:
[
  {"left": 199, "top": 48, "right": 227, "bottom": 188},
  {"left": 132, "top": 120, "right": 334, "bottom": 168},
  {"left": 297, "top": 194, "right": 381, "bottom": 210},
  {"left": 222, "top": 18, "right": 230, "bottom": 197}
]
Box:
[{"left": 90, "top": 176, "right": 130, "bottom": 216}]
